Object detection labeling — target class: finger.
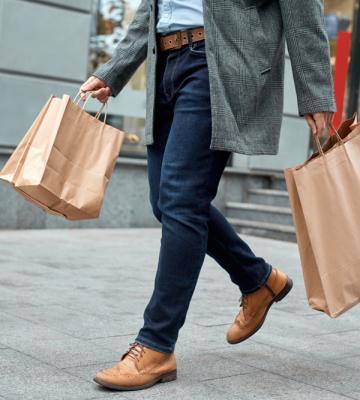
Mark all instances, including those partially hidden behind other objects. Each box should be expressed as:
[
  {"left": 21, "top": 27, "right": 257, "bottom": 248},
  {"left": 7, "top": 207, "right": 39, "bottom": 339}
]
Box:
[
  {"left": 91, "top": 88, "right": 108, "bottom": 98},
  {"left": 314, "top": 114, "right": 326, "bottom": 137},
  {"left": 80, "top": 77, "right": 95, "bottom": 92},
  {"left": 328, "top": 112, "right": 336, "bottom": 132},
  {"left": 97, "top": 93, "right": 109, "bottom": 103},
  {"left": 324, "top": 112, "right": 329, "bottom": 126},
  {"left": 79, "top": 87, "right": 93, "bottom": 101},
  {"left": 98, "top": 97, "right": 108, "bottom": 104},
  {"left": 104, "top": 87, "right": 111, "bottom": 98},
  {"left": 93, "top": 88, "right": 112, "bottom": 101},
  {"left": 318, "top": 119, "right": 326, "bottom": 137},
  {"left": 305, "top": 115, "right": 317, "bottom": 135},
  {"left": 80, "top": 91, "right": 88, "bottom": 101},
  {"left": 80, "top": 77, "right": 91, "bottom": 89},
  {"left": 325, "top": 113, "right": 333, "bottom": 135},
  {"left": 327, "top": 112, "right": 333, "bottom": 125}
]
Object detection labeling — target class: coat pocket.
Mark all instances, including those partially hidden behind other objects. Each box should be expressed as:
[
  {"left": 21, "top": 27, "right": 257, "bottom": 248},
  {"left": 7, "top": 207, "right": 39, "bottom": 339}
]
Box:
[{"left": 244, "top": 6, "right": 272, "bottom": 74}]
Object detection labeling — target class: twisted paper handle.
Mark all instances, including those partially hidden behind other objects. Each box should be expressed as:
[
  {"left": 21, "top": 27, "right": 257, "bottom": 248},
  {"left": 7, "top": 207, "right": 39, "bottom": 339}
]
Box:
[
  {"left": 73, "top": 90, "right": 108, "bottom": 123},
  {"left": 312, "top": 122, "right": 344, "bottom": 157},
  {"left": 73, "top": 90, "right": 140, "bottom": 142}
]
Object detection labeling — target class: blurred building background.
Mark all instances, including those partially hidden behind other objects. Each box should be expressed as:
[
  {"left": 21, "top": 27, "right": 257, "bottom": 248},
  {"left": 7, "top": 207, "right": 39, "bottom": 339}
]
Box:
[{"left": 0, "top": 0, "right": 359, "bottom": 240}]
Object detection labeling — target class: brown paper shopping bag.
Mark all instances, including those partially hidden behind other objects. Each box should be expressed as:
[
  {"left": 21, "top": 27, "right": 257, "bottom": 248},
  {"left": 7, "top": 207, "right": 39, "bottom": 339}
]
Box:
[
  {"left": 0, "top": 93, "right": 125, "bottom": 220},
  {"left": 284, "top": 116, "right": 360, "bottom": 317}
]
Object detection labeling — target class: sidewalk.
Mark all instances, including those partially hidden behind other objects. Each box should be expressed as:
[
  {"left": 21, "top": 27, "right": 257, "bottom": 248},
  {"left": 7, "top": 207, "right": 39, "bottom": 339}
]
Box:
[{"left": 0, "top": 228, "right": 359, "bottom": 400}]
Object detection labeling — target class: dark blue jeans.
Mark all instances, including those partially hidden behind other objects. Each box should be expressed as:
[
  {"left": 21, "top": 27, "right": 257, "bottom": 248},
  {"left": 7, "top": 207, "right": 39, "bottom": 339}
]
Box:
[{"left": 135, "top": 38, "right": 272, "bottom": 353}]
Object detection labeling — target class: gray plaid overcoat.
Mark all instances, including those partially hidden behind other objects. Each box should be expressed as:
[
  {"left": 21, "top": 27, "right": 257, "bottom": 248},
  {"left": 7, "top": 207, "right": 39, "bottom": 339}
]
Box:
[{"left": 93, "top": 0, "right": 336, "bottom": 155}]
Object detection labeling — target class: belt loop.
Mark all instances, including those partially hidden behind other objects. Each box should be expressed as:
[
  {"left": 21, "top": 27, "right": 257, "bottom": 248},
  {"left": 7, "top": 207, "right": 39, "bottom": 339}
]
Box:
[{"left": 187, "top": 29, "right": 193, "bottom": 47}]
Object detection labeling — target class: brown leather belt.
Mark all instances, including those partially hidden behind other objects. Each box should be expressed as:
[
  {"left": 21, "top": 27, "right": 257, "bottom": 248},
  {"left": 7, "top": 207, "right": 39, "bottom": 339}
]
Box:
[{"left": 157, "top": 27, "right": 205, "bottom": 52}]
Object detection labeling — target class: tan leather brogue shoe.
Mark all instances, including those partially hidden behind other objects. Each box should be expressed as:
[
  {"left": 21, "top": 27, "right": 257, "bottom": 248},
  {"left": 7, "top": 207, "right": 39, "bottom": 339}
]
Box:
[
  {"left": 227, "top": 267, "right": 293, "bottom": 344},
  {"left": 94, "top": 342, "right": 177, "bottom": 391}
]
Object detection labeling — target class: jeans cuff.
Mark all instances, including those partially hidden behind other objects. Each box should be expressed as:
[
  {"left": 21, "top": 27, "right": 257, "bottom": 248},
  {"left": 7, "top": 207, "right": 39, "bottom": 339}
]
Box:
[
  {"left": 135, "top": 336, "right": 174, "bottom": 354},
  {"left": 240, "top": 263, "right": 273, "bottom": 295}
]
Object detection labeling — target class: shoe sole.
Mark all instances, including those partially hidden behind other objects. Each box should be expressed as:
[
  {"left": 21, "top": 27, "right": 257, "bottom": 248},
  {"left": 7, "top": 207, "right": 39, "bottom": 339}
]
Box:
[
  {"left": 93, "top": 369, "right": 177, "bottom": 391},
  {"left": 227, "top": 276, "right": 293, "bottom": 345}
]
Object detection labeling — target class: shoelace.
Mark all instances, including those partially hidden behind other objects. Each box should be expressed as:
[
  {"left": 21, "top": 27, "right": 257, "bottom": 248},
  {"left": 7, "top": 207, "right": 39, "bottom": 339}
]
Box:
[
  {"left": 238, "top": 295, "right": 249, "bottom": 319},
  {"left": 239, "top": 295, "right": 248, "bottom": 310},
  {"left": 124, "top": 342, "right": 146, "bottom": 362}
]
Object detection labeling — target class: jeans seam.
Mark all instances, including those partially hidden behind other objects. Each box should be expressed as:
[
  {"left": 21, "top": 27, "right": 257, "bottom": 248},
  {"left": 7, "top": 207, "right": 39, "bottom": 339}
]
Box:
[
  {"left": 189, "top": 46, "right": 206, "bottom": 56},
  {"left": 162, "top": 58, "right": 172, "bottom": 100},
  {"left": 189, "top": 49, "right": 206, "bottom": 56},
  {"left": 170, "top": 50, "right": 181, "bottom": 99},
  {"left": 241, "top": 265, "right": 272, "bottom": 294},
  {"left": 189, "top": 40, "right": 206, "bottom": 55},
  {"left": 210, "top": 232, "right": 272, "bottom": 293},
  {"left": 135, "top": 335, "right": 174, "bottom": 354}
]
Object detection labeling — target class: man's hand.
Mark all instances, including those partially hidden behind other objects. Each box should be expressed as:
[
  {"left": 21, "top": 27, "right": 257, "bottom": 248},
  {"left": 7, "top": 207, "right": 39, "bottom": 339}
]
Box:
[
  {"left": 79, "top": 76, "right": 112, "bottom": 103},
  {"left": 304, "top": 112, "right": 334, "bottom": 137}
]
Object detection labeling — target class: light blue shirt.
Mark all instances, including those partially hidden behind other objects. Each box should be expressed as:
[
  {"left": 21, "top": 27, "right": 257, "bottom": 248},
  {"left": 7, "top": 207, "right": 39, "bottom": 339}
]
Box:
[{"left": 156, "top": 0, "right": 204, "bottom": 34}]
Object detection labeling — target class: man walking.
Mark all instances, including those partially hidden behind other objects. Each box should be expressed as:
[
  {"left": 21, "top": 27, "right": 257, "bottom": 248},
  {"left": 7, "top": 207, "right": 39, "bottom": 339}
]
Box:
[{"left": 80, "top": 0, "right": 336, "bottom": 391}]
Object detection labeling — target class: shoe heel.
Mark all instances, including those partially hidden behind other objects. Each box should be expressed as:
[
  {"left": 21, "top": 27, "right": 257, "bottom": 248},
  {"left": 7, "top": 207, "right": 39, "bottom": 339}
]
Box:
[
  {"left": 274, "top": 277, "right": 293, "bottom": 302},
  {"left": 160, "top": 370, "right": 177, "bottom": 383}
]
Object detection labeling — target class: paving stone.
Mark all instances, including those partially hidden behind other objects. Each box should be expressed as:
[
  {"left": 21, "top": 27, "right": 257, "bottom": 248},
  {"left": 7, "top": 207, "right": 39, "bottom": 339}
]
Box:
[
  {"left": 5, "top": 304, "right": 142, "bottom": 340},
  {"left": 313, "top": 329, "right": 360, "bottom": 348},
  {"left": 0, "top": 182, "right": 18, "bottom": 229},
  {"left": 332, "top": 355, "right": 360, "bottom": 371},
  {"left": 346, "top": 391, "right": 360, "bottom": 400},
  {"left": 67, "top": 350, "right": 254, "bottom": 386},
  {"left": 1, "top": 373, "right": 101, "bottom": 400},
  {"left": 218, "top": 340, "right": 360, "bottom": 395},
  {"left": 86, "top": 396, "right": 130, "bottom": 400},
  {"left": 0, "top": 348, "right": 59, "bottom": 377},
  {"left": 253, "top": 323, "right": 360, "bottom": 361},
  {"left": 63, "top": 363, "right": 240, "bottom": 400},
  {"left": 64, "top": 361, "right": 121, "bottom": 383},
  {"left": 0, "top": 284, "right": 92, "bottom": 310},
  {"left": 176, "top": 351, "right": 255, "bottom": 382},
  {"left": 0, "top": 228, "right": 359, "bottom": 400},
  {"left": 205, "top": 370, "right": 354, "bottom": 400},
  {"left": 176, "top": 323, "right": 231, "bottom": 353},
  {"left": 186, "top": 300, "right": 239, "bottom": 327},
  {"left": 73, "top": 328, "right": 251, "bottom": 384},
  {"left": 0, "top": 311, "right": 66, "bottom": 345},
  {"left": 0, "top": 348, "right": 99, "bottom": 400},
  {"left": 239, "top": 308, "right": 360, "bottom": 361},
  {"left": 85, "top": 335, "right": 144, "bottom": 352},
  {"left": 124, "top": 381, "right": 239, "bottom": 400},
  {"left": 0, "top": 313, "right": 119, "bottom": 368}
]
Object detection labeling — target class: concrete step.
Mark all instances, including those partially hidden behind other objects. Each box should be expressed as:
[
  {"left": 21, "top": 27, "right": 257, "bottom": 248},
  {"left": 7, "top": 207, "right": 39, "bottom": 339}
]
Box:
[
  {"left": 247, "top": 188, "right": 289, "bottom": 207},
  {"left": 225, "top": 202, "right": 294, "bottom": 226},
  {"left": 227, "top": 218, "right": 297, "bottom": 242},
  {"left": 270, "top": 174, "right": 287, "bottom": 191}
]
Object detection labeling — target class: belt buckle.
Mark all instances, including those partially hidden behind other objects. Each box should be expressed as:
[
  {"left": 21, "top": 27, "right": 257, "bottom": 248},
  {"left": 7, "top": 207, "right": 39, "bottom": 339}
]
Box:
[{"left": 172, "top": 31, "right": 182, "bottom": 50}]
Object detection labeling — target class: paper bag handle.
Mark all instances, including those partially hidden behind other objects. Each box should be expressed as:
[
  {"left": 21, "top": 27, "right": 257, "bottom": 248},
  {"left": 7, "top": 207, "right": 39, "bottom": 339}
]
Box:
[
  {"left": 94, "top": 102, "right": 108, "bottom": 124},
  {"left": 73, "top": 90, "right": 108, "bottom": 124},
  {"left": 73, "top": 90, "right": 141, "bottom": 143},
  {"left": 312, "top": 122, "right": 344, "bottom": 157},
  {"left": 74, "top": 90, "right": 96, "bottom": 109},
  {"left": 74, "top": 90, "right": 87, "bottom": 105}
]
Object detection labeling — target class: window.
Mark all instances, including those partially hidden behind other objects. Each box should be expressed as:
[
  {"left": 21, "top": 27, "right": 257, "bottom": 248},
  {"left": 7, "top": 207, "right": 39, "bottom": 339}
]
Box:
[
  {"left": 90, "top": 0, "right": 147, "bottom": 158},
  {"left": 324, "top": 0, "right": 360, "bottom": 116}
]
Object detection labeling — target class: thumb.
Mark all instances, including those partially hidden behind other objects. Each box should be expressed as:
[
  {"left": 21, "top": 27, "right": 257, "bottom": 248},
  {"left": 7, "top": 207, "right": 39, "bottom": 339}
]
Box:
[
  {"left": 82, "top": 79, "right": 97, "bottom": 91},
  {"left": 82, "top": 76, "right": 105, "bottom": 91},
  {"left": 305, "top": 114, "right": 317, "bottom": 135}
]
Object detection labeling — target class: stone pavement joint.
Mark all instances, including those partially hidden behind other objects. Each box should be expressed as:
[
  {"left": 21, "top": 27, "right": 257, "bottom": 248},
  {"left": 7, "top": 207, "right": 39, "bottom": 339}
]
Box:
[{"left": 0, "top": 228, "right": 359, "bottom": 400}]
